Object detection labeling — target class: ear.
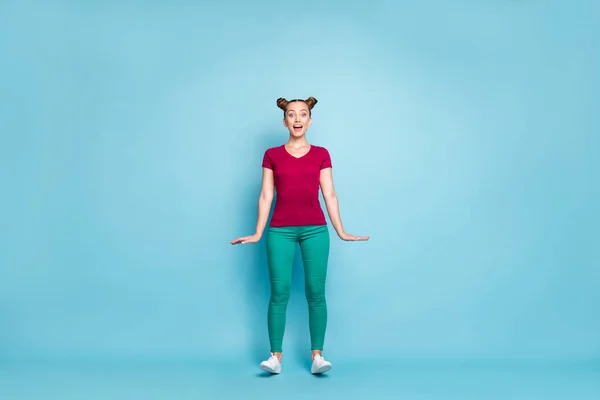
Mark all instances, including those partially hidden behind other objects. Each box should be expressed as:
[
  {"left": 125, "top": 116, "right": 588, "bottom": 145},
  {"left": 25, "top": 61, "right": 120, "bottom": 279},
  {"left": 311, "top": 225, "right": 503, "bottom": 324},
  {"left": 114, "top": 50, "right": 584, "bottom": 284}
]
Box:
[{"left": 283, "top": 117, "right": 288, "bottom": 126}]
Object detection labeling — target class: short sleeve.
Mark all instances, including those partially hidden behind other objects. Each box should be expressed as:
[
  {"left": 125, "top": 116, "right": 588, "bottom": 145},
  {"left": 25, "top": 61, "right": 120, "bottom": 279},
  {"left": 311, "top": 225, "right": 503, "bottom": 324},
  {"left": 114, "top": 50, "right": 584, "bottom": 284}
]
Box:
[
  {"left": 320, "top": 147, "right": 332, "bottom": 170},
  {"left": 262, "top": 149, "right": 273, "bottom": 170}
]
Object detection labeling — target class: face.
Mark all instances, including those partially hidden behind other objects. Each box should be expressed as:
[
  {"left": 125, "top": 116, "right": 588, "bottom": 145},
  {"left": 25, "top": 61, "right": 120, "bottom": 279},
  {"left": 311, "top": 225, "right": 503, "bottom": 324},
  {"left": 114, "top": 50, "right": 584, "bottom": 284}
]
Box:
[{"left": 283, "top": 101, "right": 312, "bottom": 138}]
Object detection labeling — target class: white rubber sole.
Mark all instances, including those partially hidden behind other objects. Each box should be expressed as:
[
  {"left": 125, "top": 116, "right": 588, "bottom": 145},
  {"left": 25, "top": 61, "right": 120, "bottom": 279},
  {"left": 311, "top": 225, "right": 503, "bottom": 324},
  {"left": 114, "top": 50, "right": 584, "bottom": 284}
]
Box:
[
  {"left": 260, "top": 363, "right": 281, "bottom": 374},
  {"left": 311, "top": 363, "right": 332, "bottom": 374}
]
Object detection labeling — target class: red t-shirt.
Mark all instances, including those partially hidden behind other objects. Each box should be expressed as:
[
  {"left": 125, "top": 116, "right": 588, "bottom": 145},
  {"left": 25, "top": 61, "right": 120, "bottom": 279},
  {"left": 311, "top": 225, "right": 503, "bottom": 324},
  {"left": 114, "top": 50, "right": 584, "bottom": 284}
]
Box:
[{"left": 262, "top": 144, "right": 332, "bottom": 227}]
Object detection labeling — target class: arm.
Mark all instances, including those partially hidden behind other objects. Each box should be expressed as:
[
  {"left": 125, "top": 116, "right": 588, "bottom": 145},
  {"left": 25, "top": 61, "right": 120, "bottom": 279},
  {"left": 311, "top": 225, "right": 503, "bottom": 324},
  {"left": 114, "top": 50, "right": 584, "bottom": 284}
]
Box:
[
  {"left": 254, "top": 167, "right": 274, "bottom": 239},
  {"left": 320, "top": 167, "right": 369, "bottom": 241},
  {"left": 230, "top": 167, "right": 274, "bottom": 245},
  {"left": 319, "top": 167, "right": 345, "bottom": 237}
]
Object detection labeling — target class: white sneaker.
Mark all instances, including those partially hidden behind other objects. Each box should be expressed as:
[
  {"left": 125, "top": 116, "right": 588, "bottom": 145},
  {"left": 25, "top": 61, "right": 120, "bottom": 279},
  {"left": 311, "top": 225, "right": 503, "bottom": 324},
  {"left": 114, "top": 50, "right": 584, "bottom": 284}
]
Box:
[
  {"left": 311, "top": 354, "right": 332, "bottom": 374},
  {"left": 260, "top": 353, "right": 281, "bottom": 374}
]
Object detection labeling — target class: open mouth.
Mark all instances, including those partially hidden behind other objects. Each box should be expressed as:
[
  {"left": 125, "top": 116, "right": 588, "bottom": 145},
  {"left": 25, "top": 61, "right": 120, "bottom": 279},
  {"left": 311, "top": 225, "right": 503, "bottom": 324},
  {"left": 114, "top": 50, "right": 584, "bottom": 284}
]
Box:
[{"left": 293, "top": 124, "right": 303, "bottom": 132}]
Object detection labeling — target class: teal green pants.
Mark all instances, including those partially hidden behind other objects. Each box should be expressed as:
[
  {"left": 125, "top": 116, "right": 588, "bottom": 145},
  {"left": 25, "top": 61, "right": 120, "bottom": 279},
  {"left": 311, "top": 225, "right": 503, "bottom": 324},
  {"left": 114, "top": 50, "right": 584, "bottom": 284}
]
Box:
[{"left": 266, "top": 225, "right": 330, "bottom": 353}]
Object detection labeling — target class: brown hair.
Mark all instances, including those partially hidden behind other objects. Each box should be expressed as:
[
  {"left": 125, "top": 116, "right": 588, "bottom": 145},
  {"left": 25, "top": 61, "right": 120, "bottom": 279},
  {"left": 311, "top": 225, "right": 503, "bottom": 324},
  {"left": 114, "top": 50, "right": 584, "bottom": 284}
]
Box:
[{"left": 277, "top": 97, "right": 318, "bottom": 116}]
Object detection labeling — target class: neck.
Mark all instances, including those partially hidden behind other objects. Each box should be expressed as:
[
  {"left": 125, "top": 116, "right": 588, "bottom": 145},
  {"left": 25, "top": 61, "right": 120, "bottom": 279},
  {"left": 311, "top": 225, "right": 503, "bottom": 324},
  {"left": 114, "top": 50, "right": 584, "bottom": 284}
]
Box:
[{"left": 286, "top": 136, "right": 309, "bottom": 148}]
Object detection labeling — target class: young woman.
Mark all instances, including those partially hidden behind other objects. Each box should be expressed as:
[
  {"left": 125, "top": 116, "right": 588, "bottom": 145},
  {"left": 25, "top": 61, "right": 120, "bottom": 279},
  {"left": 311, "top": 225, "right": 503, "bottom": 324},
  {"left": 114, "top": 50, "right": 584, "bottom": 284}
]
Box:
[{"left": 231, "top": 97, "right": 369, "bottom": 375}]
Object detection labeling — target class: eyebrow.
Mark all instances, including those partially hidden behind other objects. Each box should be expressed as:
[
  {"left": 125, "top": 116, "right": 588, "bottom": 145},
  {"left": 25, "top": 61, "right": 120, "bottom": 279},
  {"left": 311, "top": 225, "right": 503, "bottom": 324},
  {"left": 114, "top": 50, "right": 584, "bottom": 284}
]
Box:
[{"left": 288, "top": 109, "right": 308, "bottom": 112}]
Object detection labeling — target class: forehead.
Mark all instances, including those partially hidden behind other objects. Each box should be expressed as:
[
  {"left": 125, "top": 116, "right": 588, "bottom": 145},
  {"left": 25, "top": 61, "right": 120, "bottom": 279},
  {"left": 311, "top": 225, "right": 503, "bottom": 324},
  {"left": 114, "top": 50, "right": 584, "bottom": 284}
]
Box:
[{"left": 286, "top": 102, "right": 308, "bottom": 112}]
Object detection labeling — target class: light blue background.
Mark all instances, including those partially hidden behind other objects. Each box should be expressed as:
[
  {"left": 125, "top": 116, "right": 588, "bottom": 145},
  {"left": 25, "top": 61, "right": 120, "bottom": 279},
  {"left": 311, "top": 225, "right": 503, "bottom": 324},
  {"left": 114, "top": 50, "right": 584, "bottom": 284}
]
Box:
[{"left": 1, "top": 0, "right": 598, "bottom": 371}]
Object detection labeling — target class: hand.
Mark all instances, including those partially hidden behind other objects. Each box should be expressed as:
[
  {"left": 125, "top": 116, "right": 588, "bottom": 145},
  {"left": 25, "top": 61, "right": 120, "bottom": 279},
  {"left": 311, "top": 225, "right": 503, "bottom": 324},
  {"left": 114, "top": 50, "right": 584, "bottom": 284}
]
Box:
[
  {"left": 339, "top": 232, "right": 370, "bottom": 241},
  {"left": 230, "top": 234, "right": 261, "bottom": 245}
]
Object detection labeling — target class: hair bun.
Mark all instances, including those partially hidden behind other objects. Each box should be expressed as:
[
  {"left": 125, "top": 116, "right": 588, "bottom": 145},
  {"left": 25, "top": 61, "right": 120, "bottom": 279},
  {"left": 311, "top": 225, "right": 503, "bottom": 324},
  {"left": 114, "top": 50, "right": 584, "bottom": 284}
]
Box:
[
  {"left": 305, "top": 96, "right": 318, "bottom": 109},
  {"left": 277, "top": 98, "right": 289, "bottom": 111}
]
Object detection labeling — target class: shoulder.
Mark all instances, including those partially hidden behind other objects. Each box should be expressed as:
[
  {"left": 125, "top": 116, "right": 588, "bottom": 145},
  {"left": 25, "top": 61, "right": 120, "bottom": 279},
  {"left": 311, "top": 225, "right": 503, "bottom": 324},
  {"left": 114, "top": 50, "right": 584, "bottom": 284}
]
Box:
[
  {"left": 311, "top": 145, "right": 333, "bottom": 169},
  {"left": 262, "top": 145, "right": 285, "bottom": 169},
  {"left": 310, "top": 145, "right": 331, "bottom": 155},
  {"left": 263, "top": 145, "right": 284, "bottom": 159},
  {"left": 264, "top": 145, "right": 285, "bottom": 155}
]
